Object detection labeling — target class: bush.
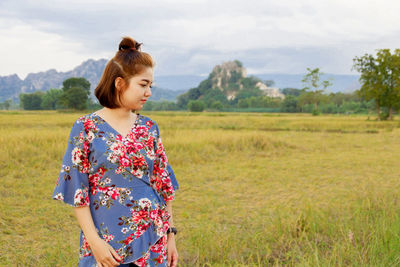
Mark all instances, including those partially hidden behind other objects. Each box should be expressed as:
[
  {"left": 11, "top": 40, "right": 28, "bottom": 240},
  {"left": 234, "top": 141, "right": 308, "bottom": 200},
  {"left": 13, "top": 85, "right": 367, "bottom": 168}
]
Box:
[
  {"left": 281, "top": 95, "right": 299, "bottom": 112},
  {"left": 312, "top": 108, "right": 321, "bottom": 116},
  {"left": 210, "top": 100, "right": 224, "bottom": 111},
  {"left": 237, "top": 99, "right": 249, "bottom": 108},
  {"left": 188, "top": 100, "right": 205, "bottom": 112},
  {"left": 19, "top": 91, "right": 44, "bottom": 110}
]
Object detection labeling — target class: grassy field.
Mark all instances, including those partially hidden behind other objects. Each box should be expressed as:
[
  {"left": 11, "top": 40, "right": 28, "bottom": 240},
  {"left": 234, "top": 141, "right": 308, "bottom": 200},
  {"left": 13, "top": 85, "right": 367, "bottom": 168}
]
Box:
[{"left": 1, "top": 110, "right": 400, "bottom": 266}]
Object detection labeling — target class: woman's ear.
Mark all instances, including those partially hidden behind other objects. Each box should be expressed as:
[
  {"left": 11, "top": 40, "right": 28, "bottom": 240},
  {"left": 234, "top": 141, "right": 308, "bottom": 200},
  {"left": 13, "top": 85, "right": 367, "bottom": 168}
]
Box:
[{"left": 114, "top": 77, "right": 125, "bottom": 92}]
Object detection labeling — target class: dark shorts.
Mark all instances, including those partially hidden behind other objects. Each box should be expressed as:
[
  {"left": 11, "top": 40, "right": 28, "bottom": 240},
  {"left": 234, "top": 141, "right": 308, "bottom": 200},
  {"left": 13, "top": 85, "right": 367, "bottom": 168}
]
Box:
[{"left": 118, "top": 263, "right": 140, "bottom": 267}]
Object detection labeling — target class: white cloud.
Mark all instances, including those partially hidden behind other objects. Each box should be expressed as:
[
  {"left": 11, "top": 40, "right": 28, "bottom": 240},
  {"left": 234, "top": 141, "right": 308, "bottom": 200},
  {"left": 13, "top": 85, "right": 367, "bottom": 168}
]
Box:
[
  {"left": 0, "top": 17, "right": 109, "bottom": 79},
  {"left": 1, "top": 0, "right": 400, "bottom": 77}
]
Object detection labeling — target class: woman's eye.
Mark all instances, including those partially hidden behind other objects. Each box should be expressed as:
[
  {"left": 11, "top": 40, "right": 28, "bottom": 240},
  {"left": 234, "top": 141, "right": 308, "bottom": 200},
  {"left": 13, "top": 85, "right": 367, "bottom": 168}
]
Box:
[{"left": 140, "top": 84, "right": 152, "bottom": 89}]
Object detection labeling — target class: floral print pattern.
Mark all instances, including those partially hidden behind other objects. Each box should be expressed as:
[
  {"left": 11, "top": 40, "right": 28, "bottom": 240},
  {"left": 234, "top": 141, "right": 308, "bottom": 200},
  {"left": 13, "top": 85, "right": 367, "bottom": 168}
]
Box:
[{"left": 52, "top": 112, "right": 179, "bottom": 267}]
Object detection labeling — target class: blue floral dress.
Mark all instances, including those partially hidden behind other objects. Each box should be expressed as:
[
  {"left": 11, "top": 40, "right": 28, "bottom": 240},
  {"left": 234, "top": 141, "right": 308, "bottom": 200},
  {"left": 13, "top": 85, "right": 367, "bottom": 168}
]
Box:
[{"left": 52, "top": 111, "right": 179, "bottom": 267}]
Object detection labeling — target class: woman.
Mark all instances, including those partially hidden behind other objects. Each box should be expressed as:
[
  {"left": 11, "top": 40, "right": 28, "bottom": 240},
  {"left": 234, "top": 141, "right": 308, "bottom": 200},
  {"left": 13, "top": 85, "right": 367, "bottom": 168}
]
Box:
[{"left": 52, "top": 36, "right": 179, "bottom": 267}]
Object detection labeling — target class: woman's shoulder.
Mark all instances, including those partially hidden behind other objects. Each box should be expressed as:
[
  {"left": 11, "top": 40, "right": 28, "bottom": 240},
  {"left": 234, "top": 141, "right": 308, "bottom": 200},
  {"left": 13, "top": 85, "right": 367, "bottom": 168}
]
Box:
[
  {"left": 139, "top": 114, "right": 159, "bottom": 129},
  {"left": 70, "top": 112, "right": 93, "bottom": 126},
  {"left": 67, "top": 112, "right": 100, "bottom": 133}
]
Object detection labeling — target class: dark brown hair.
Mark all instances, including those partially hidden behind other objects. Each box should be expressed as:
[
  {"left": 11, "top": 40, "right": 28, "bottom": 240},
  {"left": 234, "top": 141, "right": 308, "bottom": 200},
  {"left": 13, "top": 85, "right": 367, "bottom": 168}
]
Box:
[{"left": 95, "top": 36, "right": 155, "bottom": 108}]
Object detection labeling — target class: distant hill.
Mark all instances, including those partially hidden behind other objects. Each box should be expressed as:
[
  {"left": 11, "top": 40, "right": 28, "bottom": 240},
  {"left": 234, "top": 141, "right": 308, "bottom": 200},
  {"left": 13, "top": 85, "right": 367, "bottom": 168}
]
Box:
[
  {"left": 176, "top": 60, "right": 287, "bottom": 108},
  {"left": 0, "top": 58, "right": 361, "bottom": 103},
  {"left": 0, "top": 59, "right": 108, "bottom": 103},
  {"left": 147, "top": 87, "right": 187, "bottom": 102},
  {"left": 154, "top": 75, "right": 208, "bottom": 91},
  {"left": 256, "top": 73, "right": 361, "bottom": 93},
  {"left": 0, "top": 59, "right": 183, "bottom": 103},
  {"left": 161, "top": 73, "right": 361, "bottom": 93}
]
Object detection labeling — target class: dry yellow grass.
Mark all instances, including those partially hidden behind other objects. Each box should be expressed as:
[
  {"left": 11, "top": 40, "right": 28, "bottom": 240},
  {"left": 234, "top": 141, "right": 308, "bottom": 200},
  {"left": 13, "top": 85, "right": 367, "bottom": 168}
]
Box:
[{"left": 1, "top": 110, "right": 400, "bottom": 266}]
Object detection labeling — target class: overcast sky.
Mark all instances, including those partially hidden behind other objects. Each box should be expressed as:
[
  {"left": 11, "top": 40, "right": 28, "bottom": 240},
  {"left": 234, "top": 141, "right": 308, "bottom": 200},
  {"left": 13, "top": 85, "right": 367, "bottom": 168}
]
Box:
[{"left": 1, "top": 0, "right": 399, "bottom": 79}]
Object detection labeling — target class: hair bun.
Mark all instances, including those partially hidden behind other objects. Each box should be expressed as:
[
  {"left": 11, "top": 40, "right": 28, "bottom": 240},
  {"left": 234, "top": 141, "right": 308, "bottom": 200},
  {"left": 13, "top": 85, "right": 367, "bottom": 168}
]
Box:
[{"left": 119, "top": 36, "right": 142, "bottom": 52}]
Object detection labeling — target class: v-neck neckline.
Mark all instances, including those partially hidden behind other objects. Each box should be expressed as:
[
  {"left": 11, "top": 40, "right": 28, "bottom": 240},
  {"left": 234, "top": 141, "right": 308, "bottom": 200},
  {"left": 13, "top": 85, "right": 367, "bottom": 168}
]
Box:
[{"left": 92, "top": 111, "right": 141, "bottom": 139}]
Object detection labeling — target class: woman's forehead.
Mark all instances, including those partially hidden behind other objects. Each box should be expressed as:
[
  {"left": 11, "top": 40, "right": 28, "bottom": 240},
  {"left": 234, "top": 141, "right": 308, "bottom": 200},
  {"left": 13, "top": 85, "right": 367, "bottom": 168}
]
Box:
[{"left": 132, "top": 68, "right": 154, "bottom": 82}]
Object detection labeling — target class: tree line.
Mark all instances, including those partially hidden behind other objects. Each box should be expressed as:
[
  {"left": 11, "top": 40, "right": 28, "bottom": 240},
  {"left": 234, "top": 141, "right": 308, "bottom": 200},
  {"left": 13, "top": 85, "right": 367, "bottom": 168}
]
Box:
[
  {"left": 352, "top": 49, "right": 400, "bottom": 120},
  {"left": 17, "top": 77, "right": 97, "bottom": 110},
  {"left": 5, "top": 49, "right": 399, "bottom": 120}
]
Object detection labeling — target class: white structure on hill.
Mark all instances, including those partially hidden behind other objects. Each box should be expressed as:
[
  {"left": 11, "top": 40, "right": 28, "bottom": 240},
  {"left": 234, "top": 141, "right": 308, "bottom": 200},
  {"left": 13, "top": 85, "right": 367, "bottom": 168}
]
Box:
[{"left": 256, "top": 82, "right": 285, "bottom": 99}]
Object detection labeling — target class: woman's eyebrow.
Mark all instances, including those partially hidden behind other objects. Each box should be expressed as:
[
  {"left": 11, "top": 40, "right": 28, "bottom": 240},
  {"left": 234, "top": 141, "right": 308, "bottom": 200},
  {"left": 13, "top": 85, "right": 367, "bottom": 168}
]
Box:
[{"left": 140, "top": 79, "right": 153, "bottom": 84}]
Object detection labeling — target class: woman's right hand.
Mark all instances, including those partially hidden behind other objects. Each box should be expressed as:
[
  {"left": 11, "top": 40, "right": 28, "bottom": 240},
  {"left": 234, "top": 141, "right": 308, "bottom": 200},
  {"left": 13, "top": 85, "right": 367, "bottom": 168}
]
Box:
[{"left": 89, "top": 237, "right": 122, "bottom": 267}]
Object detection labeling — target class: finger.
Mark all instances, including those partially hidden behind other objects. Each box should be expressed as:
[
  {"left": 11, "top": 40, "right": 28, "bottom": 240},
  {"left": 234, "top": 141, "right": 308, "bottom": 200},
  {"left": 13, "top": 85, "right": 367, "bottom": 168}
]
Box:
[
  {"left": 167, "top": 251, "right": 172, "bottom": 266},
  {"left": 105, "top": 255, "right": 120, "bottom": 267},
  {"left": 96, "top": 262, "right": 103, "bottom": 267},
  {"left": 109, "top": 245, "right": 122, "bottom": 262},
  {"left": 105, "top": 259, "right": 115, "bottom": 267},
  {"left": 172, "top": 253, "right": 178, "bottom": 267},
  {"left": 168, "top": 256, "right": 172, "bottom": 266},
  {"left": 110, "top": 258, "right": 120, "bottom": 266}
]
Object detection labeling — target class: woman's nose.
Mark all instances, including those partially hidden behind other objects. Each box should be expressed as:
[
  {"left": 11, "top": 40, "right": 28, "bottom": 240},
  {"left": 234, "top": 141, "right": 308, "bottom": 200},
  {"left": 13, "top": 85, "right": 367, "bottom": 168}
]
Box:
[{"left": 145, "top": 87, "right": 152, "bottom": 97}]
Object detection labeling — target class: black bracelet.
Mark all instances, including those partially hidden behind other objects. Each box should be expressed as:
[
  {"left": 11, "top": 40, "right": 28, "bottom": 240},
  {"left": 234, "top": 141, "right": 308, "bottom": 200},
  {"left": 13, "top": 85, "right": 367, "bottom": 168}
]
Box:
[{"left": 167, "top": 227, "right": 177, "bottom": 235}]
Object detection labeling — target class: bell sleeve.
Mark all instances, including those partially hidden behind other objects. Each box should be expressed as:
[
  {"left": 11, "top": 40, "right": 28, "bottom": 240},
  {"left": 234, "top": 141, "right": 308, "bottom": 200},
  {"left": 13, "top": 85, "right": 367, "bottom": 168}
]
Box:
[
  {"left": 52, "top": 119, "right": 91, "bottom": 207},
  {"left": 152, "top": 122, "right": 179, "bottom": 202}
]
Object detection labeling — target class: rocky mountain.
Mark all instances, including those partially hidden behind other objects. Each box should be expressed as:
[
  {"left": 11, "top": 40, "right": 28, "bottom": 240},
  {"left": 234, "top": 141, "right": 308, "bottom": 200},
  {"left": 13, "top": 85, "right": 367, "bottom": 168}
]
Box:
[
  {"left": 210, "top": 60, "right": 285, "bottom": 99},
  {"left": 185, "top": 60, "right": 284, "bottom": 101},
  {"left": 176, "top": 60, "right": 286, "bottom": 108},
  {"left": 210, "top": 60, "right": 247, "bottom": 90},
  {"left": 0, "top": 74, "right": 23, "bottom": 102},
  {"left": 0, "top": 59, "right": 185, "bottom": 103},
  {"left": 0, "top": 59, "right": 108, "bottom": 102}
]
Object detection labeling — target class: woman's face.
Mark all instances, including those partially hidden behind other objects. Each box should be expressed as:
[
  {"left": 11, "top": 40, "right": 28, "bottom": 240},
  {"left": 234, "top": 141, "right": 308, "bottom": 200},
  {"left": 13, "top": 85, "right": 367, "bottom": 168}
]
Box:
[{"left": 118, "top": 67, "right": 153, "bottom": 110}]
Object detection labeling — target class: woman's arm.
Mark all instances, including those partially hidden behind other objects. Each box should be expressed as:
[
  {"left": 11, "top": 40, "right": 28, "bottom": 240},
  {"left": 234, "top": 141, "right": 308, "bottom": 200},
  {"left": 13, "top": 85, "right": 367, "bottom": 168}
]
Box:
[
  {"left": 73, "top": 206, "right": 101, "bottom": 244},
  {"left": 73, "top": 206, "right": 121, "bottom": 267},
  {"left": 165, "top": 200, "right": 178, "bottom": 267},
  {"left": 166, "top": 200, "right": 175, "bottom": 228}
]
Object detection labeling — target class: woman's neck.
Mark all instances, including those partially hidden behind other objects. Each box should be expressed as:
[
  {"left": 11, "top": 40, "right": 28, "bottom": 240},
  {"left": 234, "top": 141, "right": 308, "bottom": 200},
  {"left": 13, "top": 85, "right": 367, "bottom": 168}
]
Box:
[{"left": 100, "top": 107, "right": 136, "bottom": 119}]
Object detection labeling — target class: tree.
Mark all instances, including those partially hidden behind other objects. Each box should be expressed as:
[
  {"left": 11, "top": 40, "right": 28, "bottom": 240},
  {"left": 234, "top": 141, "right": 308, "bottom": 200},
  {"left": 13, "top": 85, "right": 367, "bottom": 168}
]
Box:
[
  {"left": 237, "top": 98, "right": 249, "bottom": 108},
  {"left": 176, "top": 91, "right": 191, "bottom": 109},
  {"left": 210, "top": 100, "right": 223, "bottom": 111},
  {"left": 281, "top": 95, "right": 299, "bottom": 113},
  {"left": 241, "top": 76, "right": 261, "bottom": 90},
  {"left": 3, "top": 99, "right": 12, "bottom": 110},
  {"left": 232, "top": 86, "right": 263, "bottom": 106},
  {"left": 328, "top": 92, "right": 359, "bottom": 106},
  {"left": 353, "top": 49, "right": 400, "bottom": 120},
  {"left": 202, "top": 89, "right": 228, "bottom": 107},
  {"left": 19, "top": 91, "right": 44, "bottom": 110},
  {"left": 234, "top": 60, "right": 243, "bottom": 67},
  {"left": 353, "top": 52, "right": 385, "bottom": 119},
  {"left": 62, "top": 87, "right": 89, "bottom": 110},
  {"left": 62, "top": 77, "right": 91, "bottom": 96},
  {"left": 281, "top": 88, "right": 302, "bottom": 97},
  {"left": 154, "top": 100, "right": 178, "bottom": 111},
  {"left": 60, "top": 77, "right": 91, "bottom": 110},
  {"left": 300, "top": 68, "right": 333, "bottom": 113},
  {"left": 41, "top": 88, "right": 63, "bottom": 110},
  {"left": 188, "top": 100, "right": 205, "bottom": 112}
]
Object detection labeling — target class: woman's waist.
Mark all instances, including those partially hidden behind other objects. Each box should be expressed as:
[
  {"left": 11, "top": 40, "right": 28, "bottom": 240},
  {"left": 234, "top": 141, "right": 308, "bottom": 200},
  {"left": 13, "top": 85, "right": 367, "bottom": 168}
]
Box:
[
  {"left": 89, "top": 183, "right": 164, "bottom": 206},
  {"left": 89, "top": 173, "right": 152, "bottom": 188}
]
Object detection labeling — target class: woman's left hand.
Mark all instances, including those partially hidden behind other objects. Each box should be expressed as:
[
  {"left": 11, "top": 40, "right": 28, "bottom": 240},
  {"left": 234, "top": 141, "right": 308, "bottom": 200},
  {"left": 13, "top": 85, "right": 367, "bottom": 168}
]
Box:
[{"left": 167, "top": 234, "right": 178, "bottom": 267}]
